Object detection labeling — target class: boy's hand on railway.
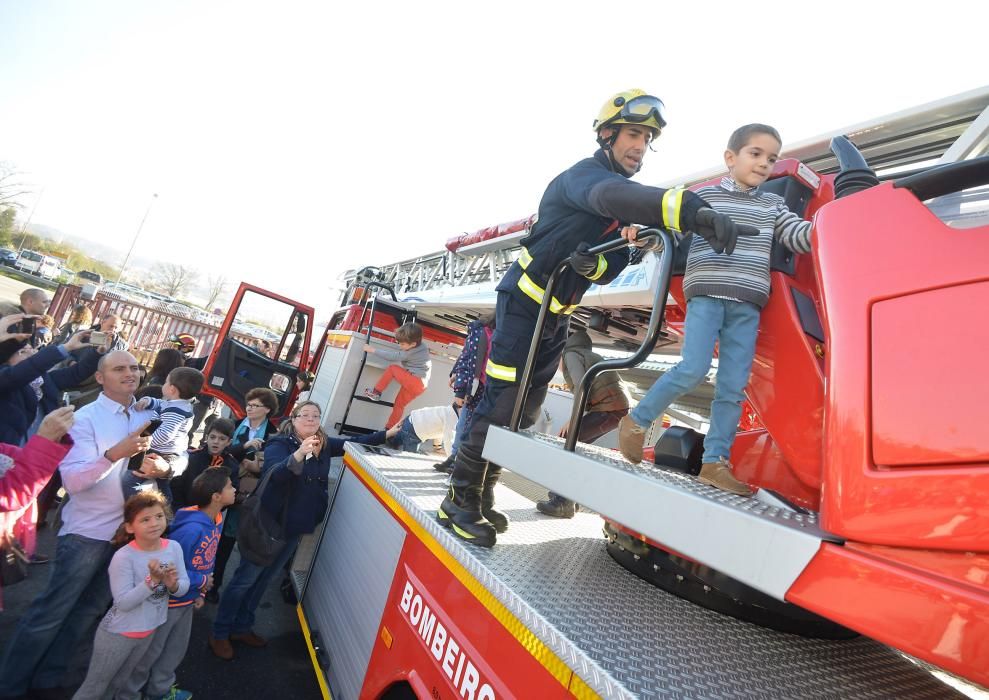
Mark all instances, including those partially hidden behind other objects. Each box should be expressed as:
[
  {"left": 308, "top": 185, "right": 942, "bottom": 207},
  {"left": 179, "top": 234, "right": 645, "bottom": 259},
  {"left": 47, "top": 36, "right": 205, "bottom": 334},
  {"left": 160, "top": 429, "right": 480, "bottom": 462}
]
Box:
[
  {"left": 621, "top": 225, "right": 662, "bottom": 251},
  {"left": 363, "top": 345, "right": 375, "bottom": 354}
]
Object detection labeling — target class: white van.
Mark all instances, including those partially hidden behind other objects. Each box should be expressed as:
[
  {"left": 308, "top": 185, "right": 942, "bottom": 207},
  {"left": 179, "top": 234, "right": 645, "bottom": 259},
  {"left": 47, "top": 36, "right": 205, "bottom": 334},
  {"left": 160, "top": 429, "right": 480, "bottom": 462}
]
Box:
[
  {"left": 38, "top": 256, "right": 61, "bottom": 279},
  {"left": 15, "top": 250, "right": 61, "bottom": 278},
  {"left": 15, "top": 250, "right": 44, "bottom": 274}
]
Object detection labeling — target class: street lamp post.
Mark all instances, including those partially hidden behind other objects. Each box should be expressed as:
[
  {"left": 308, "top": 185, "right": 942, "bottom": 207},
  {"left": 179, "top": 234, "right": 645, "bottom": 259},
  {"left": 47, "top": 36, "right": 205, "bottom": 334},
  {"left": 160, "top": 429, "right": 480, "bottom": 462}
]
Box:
[
  {"left": 116, "top": 193, "right": 158, "bottom": 285},
  {"left": 15, "top": 187, "right": 45, "bottom": 253}
]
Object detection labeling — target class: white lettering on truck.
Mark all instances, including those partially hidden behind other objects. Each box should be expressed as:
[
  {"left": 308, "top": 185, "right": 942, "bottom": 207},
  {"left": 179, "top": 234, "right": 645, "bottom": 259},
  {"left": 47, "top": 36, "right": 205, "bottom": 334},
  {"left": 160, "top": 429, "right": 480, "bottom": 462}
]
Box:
[{"left": 399, "top": 567, "right": 502, "bottom": 700}]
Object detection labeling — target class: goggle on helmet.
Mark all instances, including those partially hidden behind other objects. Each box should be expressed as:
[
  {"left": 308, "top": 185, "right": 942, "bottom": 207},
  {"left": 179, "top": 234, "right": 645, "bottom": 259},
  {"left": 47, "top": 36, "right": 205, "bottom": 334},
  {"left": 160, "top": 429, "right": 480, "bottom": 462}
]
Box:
[{"left": 593, "top": 90, "right": 667, "bottom": 136}]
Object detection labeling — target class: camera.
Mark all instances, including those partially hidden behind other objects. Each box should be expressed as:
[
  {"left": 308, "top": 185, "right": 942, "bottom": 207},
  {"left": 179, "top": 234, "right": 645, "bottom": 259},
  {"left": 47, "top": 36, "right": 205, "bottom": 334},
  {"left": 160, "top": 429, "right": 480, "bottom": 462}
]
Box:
[
  {"left": 19, "top": 317, "right": 36, "bottom": 335},
  {"left": 244, "top": 449, "right": 258, "bottom": 460},
  {"left": 88, "top": 330, "right": 109, "bottom": 346}
]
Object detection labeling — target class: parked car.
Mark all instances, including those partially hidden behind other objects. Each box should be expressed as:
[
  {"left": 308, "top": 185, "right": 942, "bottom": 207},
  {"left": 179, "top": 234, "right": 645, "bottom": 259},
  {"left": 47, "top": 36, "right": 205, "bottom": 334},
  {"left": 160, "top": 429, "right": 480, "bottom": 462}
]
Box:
[
  {"left": 0, "top": 248, "right": 17, "bottom": 266},
  {"left": 77, "top": 270, "right": 103, "bottom": 284}
]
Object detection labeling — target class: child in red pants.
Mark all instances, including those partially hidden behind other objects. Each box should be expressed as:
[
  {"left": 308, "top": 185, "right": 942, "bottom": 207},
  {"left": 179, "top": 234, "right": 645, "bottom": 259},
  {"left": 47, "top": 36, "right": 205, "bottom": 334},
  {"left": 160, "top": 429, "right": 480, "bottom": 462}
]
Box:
[{"left": 363, "top": 322, "right": 431, "bottom": 427}]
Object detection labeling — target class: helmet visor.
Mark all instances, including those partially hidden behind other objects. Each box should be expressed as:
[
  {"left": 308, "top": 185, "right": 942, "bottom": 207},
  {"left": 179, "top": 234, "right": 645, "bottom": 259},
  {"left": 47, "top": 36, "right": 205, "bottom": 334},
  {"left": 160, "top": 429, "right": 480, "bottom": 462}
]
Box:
[{"left": 620, "top": 95, "right": 667, "bottom": 130}]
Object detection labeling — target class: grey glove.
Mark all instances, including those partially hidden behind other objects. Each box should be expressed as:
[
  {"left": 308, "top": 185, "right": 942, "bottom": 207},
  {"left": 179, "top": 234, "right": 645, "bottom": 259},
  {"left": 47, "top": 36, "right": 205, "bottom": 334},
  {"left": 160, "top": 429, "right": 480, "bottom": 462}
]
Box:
[{"left": 692, "top": 208, "right": 760, "bottom": 254}]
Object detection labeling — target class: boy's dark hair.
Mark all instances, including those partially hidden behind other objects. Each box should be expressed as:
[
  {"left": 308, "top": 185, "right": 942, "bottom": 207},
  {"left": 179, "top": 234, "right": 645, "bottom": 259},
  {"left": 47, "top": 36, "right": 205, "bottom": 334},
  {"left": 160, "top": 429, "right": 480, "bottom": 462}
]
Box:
[
  {"left": 189, "top": 466, "right": 231, "bottom": 508},
  {"left": 245, "top": 387, "right": 279, "bottom": 414},
  {"left": 166, "top": 367, "right": 205, "bottom": 399},
  {"left": 395, "top": 322, "right": 423, "bottom": 346},
  {"left": 209, "top": 417, "right": 236, "bottom": 439},
  {"left": 727, "top": 123, "right": 782, "bottom": 153}
]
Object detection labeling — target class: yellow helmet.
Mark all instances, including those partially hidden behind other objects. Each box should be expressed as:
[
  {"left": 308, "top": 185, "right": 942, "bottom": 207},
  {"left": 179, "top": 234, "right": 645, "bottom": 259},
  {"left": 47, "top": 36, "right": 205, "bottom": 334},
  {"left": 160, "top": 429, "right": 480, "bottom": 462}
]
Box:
[{"left": 593, "top": 89, "right": 667, "bottom": 135}]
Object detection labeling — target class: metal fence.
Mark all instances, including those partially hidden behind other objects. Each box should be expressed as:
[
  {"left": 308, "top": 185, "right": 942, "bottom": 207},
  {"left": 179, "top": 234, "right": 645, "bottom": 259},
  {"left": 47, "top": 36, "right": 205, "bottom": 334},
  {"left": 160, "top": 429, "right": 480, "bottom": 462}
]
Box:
[{"left": 49, "top": 284, "right": 236, "bottom": 365}]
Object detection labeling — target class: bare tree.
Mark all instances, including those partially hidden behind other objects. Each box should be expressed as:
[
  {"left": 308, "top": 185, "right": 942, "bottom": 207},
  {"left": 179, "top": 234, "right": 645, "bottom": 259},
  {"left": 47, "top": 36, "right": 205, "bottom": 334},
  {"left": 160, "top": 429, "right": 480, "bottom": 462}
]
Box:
[
  {"left": 150, "top": 262, "right": 200, "bottom": 297},
  {"left": 205, "top": 275, "right": 228, "bottom": 310},
  {"left": 0, "top": 163, "right": 30, "bottom": 209}
]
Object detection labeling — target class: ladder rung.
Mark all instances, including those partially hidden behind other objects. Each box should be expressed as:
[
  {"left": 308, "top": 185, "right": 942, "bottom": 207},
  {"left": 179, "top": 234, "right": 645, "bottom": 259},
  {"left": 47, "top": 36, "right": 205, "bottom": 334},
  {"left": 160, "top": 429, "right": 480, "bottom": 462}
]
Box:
[{"left": 352, "top": 395, "right": 395, "bottom": 407}]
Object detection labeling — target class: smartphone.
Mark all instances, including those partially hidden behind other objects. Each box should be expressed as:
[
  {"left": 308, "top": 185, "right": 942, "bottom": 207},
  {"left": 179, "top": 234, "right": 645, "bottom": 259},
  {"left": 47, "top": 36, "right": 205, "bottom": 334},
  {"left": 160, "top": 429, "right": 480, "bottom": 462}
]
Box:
[
  {"left": 19, "top": 317, "right": 36, "bottom": 335},
  {"left": 141, "top": 419, "right": 164, "bottom": 437},
  {"left": 127, "top": 419, "right": 164, "bottom": 471},
  {"left": 61, "top": 392, "right": 72, "bottom": 408},
  {"left": 88, "top": 330, "right": 109, "bottom": 346}
]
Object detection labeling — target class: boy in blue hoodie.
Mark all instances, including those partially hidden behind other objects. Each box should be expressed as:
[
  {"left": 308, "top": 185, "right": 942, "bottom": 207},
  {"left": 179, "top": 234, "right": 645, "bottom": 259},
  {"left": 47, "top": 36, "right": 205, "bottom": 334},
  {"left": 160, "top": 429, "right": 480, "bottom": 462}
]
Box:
[{"left": 119, "top": 467, "right": 236, "bottom": 700}]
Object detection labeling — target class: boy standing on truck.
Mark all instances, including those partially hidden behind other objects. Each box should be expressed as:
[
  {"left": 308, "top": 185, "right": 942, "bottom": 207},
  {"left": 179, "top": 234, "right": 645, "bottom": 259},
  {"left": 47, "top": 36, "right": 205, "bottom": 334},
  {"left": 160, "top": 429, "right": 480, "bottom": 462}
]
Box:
[
  {"left": 363, "top": 322, "right": 431, "bottom": 428},
  {"left": 617, "top": 124, "right": 813, "bottom": 495},
  {"left": 438, "top": 89, "right": 759, "bottom": 548}
]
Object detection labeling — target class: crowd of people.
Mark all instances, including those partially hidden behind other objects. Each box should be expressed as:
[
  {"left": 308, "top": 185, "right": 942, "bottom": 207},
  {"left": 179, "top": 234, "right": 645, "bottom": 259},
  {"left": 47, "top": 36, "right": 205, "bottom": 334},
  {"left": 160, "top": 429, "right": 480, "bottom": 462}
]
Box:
[{"left": 0, "top": 287, "right": 401, "bottom": 698}]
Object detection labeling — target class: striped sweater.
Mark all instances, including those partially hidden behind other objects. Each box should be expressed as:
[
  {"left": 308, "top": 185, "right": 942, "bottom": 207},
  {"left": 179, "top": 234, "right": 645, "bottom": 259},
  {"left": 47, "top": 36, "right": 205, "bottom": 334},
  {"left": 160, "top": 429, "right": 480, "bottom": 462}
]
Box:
[
  {"left": 145, "top": 397, "right": 194, "bottom": 456},
  {"left": 683, "top": 177, "right": 812, "bottom": 308}
]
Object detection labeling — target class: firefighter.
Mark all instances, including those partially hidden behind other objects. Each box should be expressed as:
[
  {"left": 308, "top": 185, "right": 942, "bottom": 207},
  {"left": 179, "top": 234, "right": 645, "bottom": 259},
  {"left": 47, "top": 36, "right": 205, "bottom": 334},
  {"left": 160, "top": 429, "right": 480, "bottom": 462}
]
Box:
[{"left": 438, "top": 89, "right": 760, "bottom": 547}]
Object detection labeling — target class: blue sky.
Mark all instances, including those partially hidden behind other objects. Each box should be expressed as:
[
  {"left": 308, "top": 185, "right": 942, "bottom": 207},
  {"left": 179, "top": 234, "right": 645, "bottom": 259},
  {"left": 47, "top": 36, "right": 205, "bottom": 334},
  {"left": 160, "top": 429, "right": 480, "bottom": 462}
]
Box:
[{"left": 1, "top": 0, "right": 985, "bottom": 315}]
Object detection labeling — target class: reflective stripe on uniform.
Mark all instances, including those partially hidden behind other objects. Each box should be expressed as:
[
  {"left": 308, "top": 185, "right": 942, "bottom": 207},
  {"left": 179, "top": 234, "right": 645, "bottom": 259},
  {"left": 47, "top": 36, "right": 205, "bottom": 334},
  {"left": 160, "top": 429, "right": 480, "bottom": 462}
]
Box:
[
  {"left": 485, "top": 359, "right": 517, "bottom": 382},
  {"left": 516, "top": 273, "right": 579, "bottom": 315},
  {"left": 518, "top": 247, "right": 533, "bottom": 269},
  {"left": 586, "top": 254, "right": 608, "bottom": 281},
  {"left": 662, "top": 187, "right": 685, "bottom": 233}
]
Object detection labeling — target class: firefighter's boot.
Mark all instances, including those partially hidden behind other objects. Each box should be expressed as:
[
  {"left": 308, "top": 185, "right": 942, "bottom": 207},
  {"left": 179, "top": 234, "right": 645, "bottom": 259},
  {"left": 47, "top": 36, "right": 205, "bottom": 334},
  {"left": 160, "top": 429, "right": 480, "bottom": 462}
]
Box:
[
  {"left": 438, "top": 452, "right": 497, "bottom": 547},
  {"left": 536, "top": 493, "right": 577, "bottom": 518},
  {"left": 433, "top": 453, "right": 455, "bottom": 474},
  {"left": 480, "top": 462, "right": 509, "bottom": 533}
]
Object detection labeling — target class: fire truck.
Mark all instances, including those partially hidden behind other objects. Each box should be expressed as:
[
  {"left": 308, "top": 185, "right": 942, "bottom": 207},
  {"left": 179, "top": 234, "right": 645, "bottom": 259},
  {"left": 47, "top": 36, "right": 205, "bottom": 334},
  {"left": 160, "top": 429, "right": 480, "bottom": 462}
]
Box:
[{"left": 49, "top": 87, "right": 988, "bottom": 698}]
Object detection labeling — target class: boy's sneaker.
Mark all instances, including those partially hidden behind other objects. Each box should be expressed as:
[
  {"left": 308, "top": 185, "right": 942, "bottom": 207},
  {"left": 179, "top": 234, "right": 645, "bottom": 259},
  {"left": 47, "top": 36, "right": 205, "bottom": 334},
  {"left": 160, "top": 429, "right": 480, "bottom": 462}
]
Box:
[
  {"left": 617, "top": 415, "right": 647, "bottom": 464},
  {"left": 698, "top": 457, "right": 752, "bottom": 496},
  {"left": 154, "top": 686, "right": 192, "bottom": 700},
  {"left": 363, "top": 388, "right": 382, "bottom": 401}
]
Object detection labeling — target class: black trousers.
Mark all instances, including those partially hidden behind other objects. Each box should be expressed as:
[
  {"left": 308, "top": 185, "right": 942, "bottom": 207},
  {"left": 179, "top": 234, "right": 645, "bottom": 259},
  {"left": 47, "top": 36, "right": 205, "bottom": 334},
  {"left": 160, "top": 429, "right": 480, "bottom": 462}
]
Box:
[{"left": 457, "top": 292, "right": 570, "bottom": 466}]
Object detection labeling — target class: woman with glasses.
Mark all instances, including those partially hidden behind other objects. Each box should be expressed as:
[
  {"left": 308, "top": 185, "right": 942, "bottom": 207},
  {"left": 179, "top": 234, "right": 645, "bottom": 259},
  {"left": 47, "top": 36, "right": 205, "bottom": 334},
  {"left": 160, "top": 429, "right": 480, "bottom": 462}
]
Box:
[
  {"left": 207, "top": 387, "right": 280, "bottom": 604},
  {"left": 209, "top": 401, "right": 399, "bottom": 659}
]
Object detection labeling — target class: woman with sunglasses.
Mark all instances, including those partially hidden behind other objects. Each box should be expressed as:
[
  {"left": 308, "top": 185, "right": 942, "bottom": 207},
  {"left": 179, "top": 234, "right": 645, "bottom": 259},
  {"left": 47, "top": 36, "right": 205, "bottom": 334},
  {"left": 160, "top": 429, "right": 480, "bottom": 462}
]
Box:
[{"left": 209, "top": 401, "right": 399, "bottom": 659}]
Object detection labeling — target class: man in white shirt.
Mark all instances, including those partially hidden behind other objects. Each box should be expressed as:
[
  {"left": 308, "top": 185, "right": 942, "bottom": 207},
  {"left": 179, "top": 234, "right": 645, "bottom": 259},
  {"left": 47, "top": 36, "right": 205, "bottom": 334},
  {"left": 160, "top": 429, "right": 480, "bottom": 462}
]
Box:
[
  {"left": 0, "top": 350, "right": 165, "bottom": 700},
  {"left": 387, "top": 403, "right": 459, "bottom": 456}
]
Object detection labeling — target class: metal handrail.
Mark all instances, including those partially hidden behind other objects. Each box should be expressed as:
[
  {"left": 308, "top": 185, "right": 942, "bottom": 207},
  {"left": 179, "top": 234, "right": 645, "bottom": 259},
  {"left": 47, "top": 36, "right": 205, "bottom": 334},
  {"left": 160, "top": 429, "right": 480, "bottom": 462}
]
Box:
[
  {"left": 508, "top": 229, "right": 675, "bottom": 454},
  {"left": 339, "top": 283, "right": 398, "bottom": 433}
]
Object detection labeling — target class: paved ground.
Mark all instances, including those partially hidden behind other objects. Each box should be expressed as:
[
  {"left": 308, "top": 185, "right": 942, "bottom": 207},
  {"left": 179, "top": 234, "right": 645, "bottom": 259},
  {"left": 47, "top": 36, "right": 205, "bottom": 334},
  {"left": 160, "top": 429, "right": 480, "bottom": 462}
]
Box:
[{"left": 0, "top": 525, "right": 322, "bottom": 699}]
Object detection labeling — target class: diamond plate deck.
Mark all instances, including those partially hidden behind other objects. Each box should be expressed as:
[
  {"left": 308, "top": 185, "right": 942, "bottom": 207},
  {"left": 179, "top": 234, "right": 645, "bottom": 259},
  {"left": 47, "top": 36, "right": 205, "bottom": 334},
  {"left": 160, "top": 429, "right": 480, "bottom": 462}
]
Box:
[
  {"left": 343, "top": 442, "right": 965, "bottom": 699},
  {"left": 483, "top": 428, "right": 829, "bottom": 601}
]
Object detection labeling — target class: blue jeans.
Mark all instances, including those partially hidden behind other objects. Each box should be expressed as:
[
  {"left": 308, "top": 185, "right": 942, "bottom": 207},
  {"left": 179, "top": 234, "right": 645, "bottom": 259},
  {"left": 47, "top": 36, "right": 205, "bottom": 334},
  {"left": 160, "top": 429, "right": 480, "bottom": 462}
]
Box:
[
  {"left": 450, "top": 403, "right": 476, "bottom": 456},
  {"left": 0, "top": 534, "right": 114, "bottom": 695},
  {"left": 389, "top": 416, "right": 423, "bottom": 453},
  {"left": 630, "top": 296, "right": 760, "bottom": 464},
  {"left": 211, "top": 535, "right": 300, "bottom": 640}
]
